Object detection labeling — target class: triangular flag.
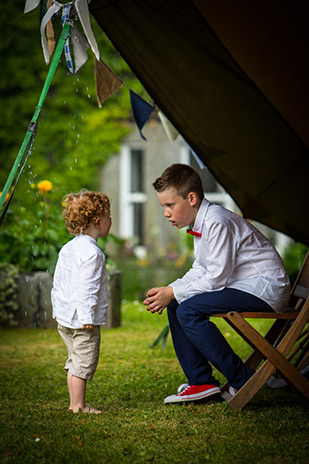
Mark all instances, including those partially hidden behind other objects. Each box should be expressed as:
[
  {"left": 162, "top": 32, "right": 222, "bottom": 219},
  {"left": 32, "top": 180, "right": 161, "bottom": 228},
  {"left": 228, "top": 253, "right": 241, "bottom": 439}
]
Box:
[
  {"left": 75, "top": 0, "right": 100, "bottom": 61},
  {"left": 95, "top": 58, "right": 123, "bottom": 108},
  {"left": 46, "top": 0, "right": 56, "bottom": 57},
  {"left": 71, "top": 24, "right": 89, "bottom": 74},
  {"left": 24, "top": 0, "right": 40, "bottom": 14},
  {"left": 129, "top": 90, "right": 155, "bottom": 140},
  {"left": 158, "top": 110, "right": 179, "bottom": 141},
  {"left": 40, "top": 1, "right": 61, "bottom": 64},
  {"left": 191, "top": 149, "right": 206, "bottom": 169}
]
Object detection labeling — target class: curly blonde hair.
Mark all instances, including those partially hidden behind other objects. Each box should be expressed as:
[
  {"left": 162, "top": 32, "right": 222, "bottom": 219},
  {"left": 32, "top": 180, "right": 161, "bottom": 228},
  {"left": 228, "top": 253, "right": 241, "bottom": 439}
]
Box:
[{"left": 62, "top": 190, "right": 110, "bottom": 235}]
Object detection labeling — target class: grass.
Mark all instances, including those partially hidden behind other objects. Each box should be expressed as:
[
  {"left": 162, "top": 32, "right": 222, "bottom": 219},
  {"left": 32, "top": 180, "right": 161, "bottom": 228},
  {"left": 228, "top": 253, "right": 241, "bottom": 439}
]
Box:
[{"left": 0, "top": 301, "right": 308, "bottom": 464}]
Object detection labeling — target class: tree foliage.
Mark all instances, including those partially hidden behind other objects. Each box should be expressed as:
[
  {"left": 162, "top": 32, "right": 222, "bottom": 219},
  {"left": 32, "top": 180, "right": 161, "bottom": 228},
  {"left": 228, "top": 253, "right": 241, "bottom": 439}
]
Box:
[
  {"left": 0, "top": 0, "right": 145, "bottom": 198},
  {"left": 0, "top": 0, "right": 147, "bottom": 271}
]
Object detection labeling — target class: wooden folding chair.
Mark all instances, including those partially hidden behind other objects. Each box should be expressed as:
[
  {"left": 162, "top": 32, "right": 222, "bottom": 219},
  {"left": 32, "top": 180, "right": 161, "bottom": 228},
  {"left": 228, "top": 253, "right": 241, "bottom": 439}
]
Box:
[{"left": 211, "top": 251, "right": 309, "bottom": 409}]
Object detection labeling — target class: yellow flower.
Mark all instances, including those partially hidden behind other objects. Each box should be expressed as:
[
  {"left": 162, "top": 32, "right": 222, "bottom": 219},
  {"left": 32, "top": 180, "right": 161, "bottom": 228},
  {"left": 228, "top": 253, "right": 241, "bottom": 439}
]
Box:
[
  {"left": 0, "top": 191, "right": 9, "bottom": 203},
  {"left": 37, "top": 180, "right": 53, "bottom": 194},
  {"left": 137, "top": 258, "right": 150, "bottom": 268}
]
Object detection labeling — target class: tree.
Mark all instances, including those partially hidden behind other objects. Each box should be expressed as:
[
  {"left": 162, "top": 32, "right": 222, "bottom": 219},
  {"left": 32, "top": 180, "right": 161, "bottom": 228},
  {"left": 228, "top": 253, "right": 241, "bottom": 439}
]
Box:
[{"left": 0, "top": 0, "right": 147, "bottom": 272}]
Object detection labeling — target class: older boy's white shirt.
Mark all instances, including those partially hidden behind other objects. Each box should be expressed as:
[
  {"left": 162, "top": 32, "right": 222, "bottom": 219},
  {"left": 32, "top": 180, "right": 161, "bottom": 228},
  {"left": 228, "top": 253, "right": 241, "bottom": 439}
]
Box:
[
  {"left": 51, "top": 235, "right": 108, "bottom": 328},
  {"left": 170, "top": 199, "right": 290, "bottom": 312}
]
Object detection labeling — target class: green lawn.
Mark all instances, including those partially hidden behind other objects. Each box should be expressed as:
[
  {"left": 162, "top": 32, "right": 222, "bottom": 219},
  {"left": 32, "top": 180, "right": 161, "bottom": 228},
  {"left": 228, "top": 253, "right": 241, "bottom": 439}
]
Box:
[{"left": 0, "top": 302, "right": 308, "bottom": 463}]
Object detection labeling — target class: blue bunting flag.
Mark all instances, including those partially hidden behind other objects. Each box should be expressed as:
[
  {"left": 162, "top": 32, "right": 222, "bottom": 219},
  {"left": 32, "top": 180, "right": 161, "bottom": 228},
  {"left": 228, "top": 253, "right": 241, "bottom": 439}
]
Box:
[{"left": 129, "top": 90, "right": 155, "bottom": 140}]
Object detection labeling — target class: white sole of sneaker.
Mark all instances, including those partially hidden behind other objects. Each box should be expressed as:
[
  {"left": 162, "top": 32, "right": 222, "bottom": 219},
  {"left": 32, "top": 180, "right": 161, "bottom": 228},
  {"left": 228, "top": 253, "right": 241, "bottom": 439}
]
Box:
[{"left": 164, "top": 387, "right": 221, "bottom": 404}]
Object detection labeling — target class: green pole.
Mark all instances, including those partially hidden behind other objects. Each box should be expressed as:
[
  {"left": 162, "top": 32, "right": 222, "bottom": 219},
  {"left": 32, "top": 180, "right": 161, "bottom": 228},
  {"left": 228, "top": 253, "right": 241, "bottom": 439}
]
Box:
[{"left": 0, "top": 21, "right": 71, "bottom": 213}]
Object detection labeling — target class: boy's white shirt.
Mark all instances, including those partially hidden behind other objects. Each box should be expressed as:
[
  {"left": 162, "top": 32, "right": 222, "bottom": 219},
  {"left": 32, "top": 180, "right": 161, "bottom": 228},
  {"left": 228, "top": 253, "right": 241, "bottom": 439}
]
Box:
[
  {"left": 51, "top": 234, "right": 108, "bottom": 328},
  {"left": 169, "top": 199, "right": 290, "bottom": 312}
]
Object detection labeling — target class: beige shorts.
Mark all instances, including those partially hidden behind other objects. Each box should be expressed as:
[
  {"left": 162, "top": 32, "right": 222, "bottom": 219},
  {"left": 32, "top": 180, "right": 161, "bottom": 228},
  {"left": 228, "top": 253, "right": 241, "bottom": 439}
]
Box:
[{"left": 57, "top": 323, "right": 101, "bottom": 381}]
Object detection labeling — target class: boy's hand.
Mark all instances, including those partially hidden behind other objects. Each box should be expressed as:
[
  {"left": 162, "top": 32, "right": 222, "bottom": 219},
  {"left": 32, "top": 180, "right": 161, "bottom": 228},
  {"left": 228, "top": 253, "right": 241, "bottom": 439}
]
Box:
[
  {"left": 82, "top": 324, "right": 94, "bottom": 330},
  {"left": 143, "top": 286, "right": 174, "bottom": 314}
]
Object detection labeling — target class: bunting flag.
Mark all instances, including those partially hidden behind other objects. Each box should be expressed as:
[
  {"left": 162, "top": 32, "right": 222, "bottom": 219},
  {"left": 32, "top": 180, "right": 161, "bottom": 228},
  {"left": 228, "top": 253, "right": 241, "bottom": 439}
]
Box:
[
  {"left": 129, "top": 90, "right": 155, "bottom": 140},
  {"left": 75, "top": 0, "right": 100, "bottom": 61},
  {"left": 40, "top": 1, "right": 61, "bottom": 64},
  {"left": 71, "top": 24, "right": 89, "bottom": 73},
  {"left": 24, "top": 0, "right": 41, "bottom": 13},
  {"left": 95, "top": 58, "right": 123, "bottom": 108},
  {"left": 23, "top": 0, "right": 156, "bottom": 140},
  {"left": 191, "top": 149, "right": 206, "bottom": 169},
  {"left": 46, "top": 0, "right": 56, "bottom": 56},
  {"left": 158, "top": 110, "right": 179, "bottom": 141},
  {"left": 26, "top": 0, "right": 100, "bottom": 67}
]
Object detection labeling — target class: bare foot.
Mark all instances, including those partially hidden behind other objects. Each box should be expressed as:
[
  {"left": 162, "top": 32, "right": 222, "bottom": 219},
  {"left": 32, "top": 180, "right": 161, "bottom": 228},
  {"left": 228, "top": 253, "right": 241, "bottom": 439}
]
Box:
[
  {"left": 83, "top": 406, "right": 102, "bottom": 415},
  {"left": 72, "top": 406, "right": 102, "bottom": 414}
]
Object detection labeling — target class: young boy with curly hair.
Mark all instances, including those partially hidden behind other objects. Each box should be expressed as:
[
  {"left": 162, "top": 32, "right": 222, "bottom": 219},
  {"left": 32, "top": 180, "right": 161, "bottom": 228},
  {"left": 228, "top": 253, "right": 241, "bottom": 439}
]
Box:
[
  {"left": 51, "top": 190, "right": 111, "bottom": 414},
  {"left": 143, "top": 164, "right": 290, "bottom": 405}
]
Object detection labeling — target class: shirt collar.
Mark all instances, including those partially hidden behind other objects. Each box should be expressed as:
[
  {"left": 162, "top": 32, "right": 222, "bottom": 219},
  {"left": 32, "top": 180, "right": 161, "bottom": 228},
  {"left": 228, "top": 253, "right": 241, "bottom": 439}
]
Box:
[
  {"left": 75, "top": 234, "right": 98, "bottom": 246},
  {"left": 192, "top": 198, "right": 210, "bottom": 234}
]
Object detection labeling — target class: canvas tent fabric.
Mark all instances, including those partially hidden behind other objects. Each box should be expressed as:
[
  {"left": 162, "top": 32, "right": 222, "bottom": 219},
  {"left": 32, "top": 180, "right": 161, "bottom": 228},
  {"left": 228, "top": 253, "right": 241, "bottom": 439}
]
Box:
[{"left": 89, "top": 0, "right": 309, "bottom": 245}]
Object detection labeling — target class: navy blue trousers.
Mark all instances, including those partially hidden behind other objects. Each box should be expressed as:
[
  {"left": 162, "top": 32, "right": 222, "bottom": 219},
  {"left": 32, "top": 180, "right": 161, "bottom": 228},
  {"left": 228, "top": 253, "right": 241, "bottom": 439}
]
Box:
[{"left": 167, "top": 288, "right": 273, "bottom": 389}]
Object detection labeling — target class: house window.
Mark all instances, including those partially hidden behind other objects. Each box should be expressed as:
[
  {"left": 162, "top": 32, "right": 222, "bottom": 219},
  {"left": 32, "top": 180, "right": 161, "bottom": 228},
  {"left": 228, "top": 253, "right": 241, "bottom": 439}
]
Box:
[
  {"left": 131, "top": 149, "right": 144, "bottom": 193},
  {"left": 119, "top": 145, "right": 146, "bottom": 246}
]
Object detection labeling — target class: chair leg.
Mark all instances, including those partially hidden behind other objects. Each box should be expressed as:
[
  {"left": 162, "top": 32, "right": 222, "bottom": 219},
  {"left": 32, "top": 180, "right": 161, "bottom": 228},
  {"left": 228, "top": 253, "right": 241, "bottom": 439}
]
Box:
[
  {"left": 227, "top": 362, "right": 277, "bottom": 409},
  {"left": 220, "top": 319, "right": 289, "bottom": 393},
  {"left": 244, "top": 319, "right": 289, "bottom": 369},
  {"left": 226, "top": 308, "right": 309, "bottom": 403}
]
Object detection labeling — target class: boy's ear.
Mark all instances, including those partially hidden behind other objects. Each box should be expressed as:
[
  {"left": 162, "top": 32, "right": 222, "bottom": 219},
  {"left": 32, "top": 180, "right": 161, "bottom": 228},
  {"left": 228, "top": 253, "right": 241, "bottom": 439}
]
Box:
[{"left": 188, "top": 192, "right": 198, "bottom": 206}]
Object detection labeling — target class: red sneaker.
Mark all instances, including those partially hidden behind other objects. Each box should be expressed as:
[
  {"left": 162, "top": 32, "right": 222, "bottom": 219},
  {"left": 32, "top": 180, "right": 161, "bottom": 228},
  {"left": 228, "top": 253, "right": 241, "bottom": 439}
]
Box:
[{"left": 164, "top": 384, "right": 221, "bottom": 404}]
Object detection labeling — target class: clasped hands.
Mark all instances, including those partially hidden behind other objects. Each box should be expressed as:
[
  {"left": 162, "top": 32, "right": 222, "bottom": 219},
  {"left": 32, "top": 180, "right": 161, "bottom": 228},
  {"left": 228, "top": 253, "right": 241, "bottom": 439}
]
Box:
[
  {"left": 143, "top": 286, "right": 174, "bottom": 315},
  {"left": 82, "top": 324, "right": 94, "bottom": 330}
]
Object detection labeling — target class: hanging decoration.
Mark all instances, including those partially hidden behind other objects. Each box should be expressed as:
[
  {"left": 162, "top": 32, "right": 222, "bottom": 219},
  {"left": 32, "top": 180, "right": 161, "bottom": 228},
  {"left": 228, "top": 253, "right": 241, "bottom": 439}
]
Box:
[
  {"left": 24, "top": 0, "right": 157, "bottom": 139},
  {"left": 45, "top": 0, "right": 56, "bottom": 56},
  {"left": 25, "top": 0, "right": 100, "bottom": 67},
  {"left": 158, "top": 110, "right": 179, "bottom": 141},
  {"left": 94, "top": 58, "right": 123, "bottom": 108},
  {"left": 129, "top": 90, "right": 155, "bottom": 141},
  {"left": 191, "top": 149, "right": 206, "bottom": 169}
]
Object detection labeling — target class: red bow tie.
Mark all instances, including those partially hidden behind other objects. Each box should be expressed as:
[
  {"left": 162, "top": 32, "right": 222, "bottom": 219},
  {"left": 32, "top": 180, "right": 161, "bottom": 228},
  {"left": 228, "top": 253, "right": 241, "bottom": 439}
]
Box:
[{"left": 187, "top": 229, "right": 202, "bottom": 237}]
